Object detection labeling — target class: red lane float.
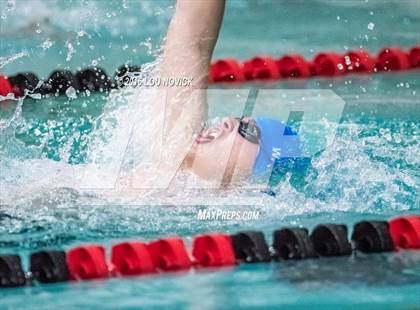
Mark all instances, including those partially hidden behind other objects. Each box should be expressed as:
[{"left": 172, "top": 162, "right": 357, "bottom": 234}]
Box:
[
  {"left": 276, "top": 54, "right": 312, "bottom": 78},
  {"left": 66, "top": 245, "right": 109, "bottom": 280},
  {"left": 209, "top": 45, "right": 418, "bottom": 84},
  {"left": 111, "top": 242, "right": 156, "bottom": 275},
  {"left": 243, "top": 56, "right": 279, "bottom": 80},
  {"left": 192, "top": 233, "right": 236, "bottom": 267},
  {"left": 389, "top": 215, "right": 420, "bottom": 249},
  {"left": 0, "top": 75, "right": 13, "bottom": 98},
  {"left": 313, "top": 52, "right": 346, "bottom": 76},
  {"left": 377, "top": 47, "right": 411, "bottom": 71},
  {"left": 408, "top": 46, "right": 420, "bottom": 67},
  {"left": 147, "top": 238, "right": 191, "bottom": 271},
  {"left": 209, "top": 59, "right": 244, "bottom": 82},
  {"left": 344, "top": 49, "right": 377, "bottom": 73}
]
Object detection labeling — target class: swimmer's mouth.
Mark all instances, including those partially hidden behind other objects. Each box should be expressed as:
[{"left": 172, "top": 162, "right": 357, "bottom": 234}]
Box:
[{"left": 195, "top": 126, "right": 222, "bottom": 144}]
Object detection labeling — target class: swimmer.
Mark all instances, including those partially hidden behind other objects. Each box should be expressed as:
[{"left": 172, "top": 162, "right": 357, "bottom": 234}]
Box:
[
  {"left": 126, "top": 0, "right": 305, "bottom": 192},
  {"left": 0, "top": 1, "right": 306, "bottom": 205}
]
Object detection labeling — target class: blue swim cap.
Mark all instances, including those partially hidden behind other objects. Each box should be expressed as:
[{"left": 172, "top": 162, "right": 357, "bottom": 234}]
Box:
[{"left": 252, "top": 118, "right": 302, "bottom": 175}]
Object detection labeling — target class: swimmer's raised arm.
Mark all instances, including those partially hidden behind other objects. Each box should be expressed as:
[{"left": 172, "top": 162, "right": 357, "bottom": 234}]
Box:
[
  {"left": 128, "top": 0, "right": 226, "bottom": 189},
  {"left": 151, "top": 0, "right": 225, "bottom": 168},
  {"left": 159, "top": 0, "right": 225, "bottom": 132}
]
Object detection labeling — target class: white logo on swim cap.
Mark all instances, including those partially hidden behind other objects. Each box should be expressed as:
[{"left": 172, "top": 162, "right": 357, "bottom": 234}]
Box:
[{"left": 272, "top": 147, "right": 282, "bottom": 159}]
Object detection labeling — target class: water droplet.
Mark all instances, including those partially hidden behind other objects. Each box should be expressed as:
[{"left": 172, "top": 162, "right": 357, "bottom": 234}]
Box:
[
  {"left": 66, "top": 41, "right": 75, "bottom": 62},
  {"left": 65, "top": 86, "right": 77, "bottom": 99},
  {"left": 40, "top": 38, "right": 54, "bottom": 50},
  {"left": 344, "top": 56, "right": 351, "bottom": 65},
  {"left": 28, "top": 93, "right": 42, "bottom": 100}
]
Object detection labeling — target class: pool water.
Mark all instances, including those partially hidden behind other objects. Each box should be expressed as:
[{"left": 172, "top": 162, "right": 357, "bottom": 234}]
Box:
[{"left": 1, "top": 0, "right": 419, "bottom": 309}]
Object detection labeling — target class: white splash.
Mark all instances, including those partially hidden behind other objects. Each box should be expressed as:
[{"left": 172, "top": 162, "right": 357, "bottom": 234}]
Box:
[{"left": 0, "top": 51, "right": 29, "bottom": 69}]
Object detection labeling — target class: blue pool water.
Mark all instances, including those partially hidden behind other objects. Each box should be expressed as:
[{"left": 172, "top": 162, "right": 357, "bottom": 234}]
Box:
[{"left": 1, "top": 0, "right": 419, "bottom": 309}]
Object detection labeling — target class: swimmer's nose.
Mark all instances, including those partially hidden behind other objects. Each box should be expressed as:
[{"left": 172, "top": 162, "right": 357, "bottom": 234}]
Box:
[{"left": 222, "top": 117, "right": 236, "bottom": 133}]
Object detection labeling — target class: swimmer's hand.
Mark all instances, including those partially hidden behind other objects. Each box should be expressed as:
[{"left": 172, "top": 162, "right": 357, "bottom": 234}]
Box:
[{"left": 161, "top": 0, "right": 225, "bottom": 83}]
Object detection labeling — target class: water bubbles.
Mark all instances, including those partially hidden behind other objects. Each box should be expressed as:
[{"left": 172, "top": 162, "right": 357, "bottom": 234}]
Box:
[
  {"left": 378, "top": 128, "right": 387, "bottom": 136},
  {"left": 40, "top": 38, "right": 54, "bottom": 50},
  {"left": 65, "top": 41, "right": 75, "bottom": 62},
  {"left": 384, "top": 133, "right": 392, "bottom": 142},
  {"left": 367, "top": 22, "right": 375, "bottom": 30},
  {"left": 77, "top": 30, "right": 87, "bottom": 37},
  {"left": 140, "top": 37, "right": 153, "bottom": 56}
]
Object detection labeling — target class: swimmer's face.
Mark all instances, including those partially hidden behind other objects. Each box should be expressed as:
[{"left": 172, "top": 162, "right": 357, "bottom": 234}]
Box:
[{"left": 186, "top": 117, "right": 260, "bottom": 182}]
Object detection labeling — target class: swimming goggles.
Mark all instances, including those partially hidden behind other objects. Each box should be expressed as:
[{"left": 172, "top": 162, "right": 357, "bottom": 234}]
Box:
[{"left": 237, "top": 117, "right": 261, "bottom": 145}]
